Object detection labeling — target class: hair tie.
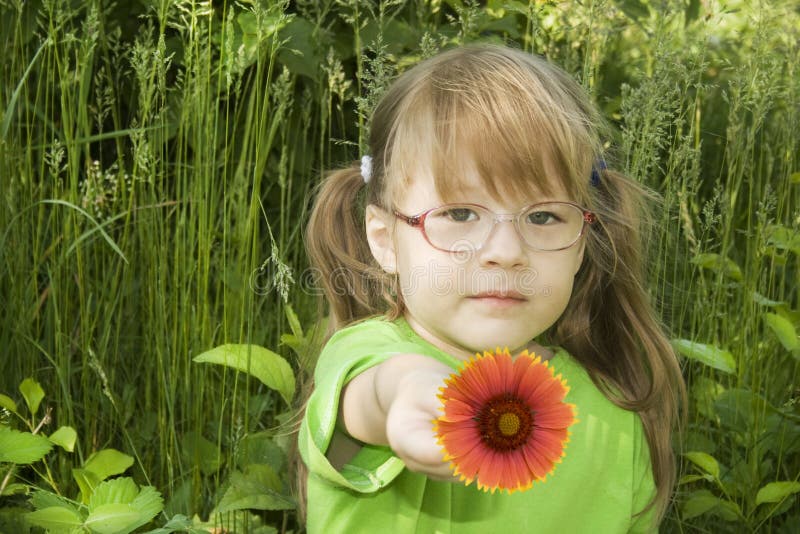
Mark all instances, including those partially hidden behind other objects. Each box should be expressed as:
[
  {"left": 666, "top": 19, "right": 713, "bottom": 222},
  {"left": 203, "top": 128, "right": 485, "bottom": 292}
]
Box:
[
  {"left": 360, "top": 155, "right": 373, "bottom": 184},
  {"left": 590, "top": 159, "right": 607, "bottom": 187}
]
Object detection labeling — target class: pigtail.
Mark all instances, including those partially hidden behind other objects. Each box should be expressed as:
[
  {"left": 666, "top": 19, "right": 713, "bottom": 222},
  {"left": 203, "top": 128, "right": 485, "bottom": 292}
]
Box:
[
  {"left": 552, "top": 167, "right": 686, "bottom": 521},
  {"left": 304, "top": 165, "right": 398, "bottom": 332}
]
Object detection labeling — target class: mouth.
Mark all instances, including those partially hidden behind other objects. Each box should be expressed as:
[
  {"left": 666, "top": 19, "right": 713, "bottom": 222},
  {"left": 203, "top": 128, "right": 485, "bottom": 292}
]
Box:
[{"left": 468, "top": 291, "right": 528, "bottom": 301}]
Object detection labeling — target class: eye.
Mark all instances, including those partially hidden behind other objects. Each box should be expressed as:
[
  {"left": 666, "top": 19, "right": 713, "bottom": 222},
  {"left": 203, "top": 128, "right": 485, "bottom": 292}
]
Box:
[
  {"left": 526, "top": 210, "right": 559, "bottom": 225},
  {"left": 440, "top": 207, "right": 479, "bottom": 222}
]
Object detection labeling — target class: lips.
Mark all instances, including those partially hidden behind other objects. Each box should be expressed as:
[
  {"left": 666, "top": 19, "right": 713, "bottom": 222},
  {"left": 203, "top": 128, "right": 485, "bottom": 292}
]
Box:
[{"left": 469, "top": 291, "right": 527, "bottom": 301}]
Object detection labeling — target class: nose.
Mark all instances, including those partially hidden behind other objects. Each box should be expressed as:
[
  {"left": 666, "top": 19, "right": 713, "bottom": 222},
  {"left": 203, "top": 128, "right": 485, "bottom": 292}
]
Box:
[{"left": 477, "top": 218, "right": 528, "bottom": 267}]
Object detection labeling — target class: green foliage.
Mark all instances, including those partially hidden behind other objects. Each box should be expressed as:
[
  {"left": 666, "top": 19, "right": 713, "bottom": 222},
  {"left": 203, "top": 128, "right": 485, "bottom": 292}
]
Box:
[
  {"left": 1, "top": 0, "right": 799, "bottom": 532},
  {"left": 193, "top": 344, "right": 295, "bottom": 406}
]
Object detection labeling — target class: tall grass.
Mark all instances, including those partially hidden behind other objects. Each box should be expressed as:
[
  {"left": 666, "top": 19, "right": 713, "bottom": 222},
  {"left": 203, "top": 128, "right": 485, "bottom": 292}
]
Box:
[{"left": 1, "top": 0, "right": 798, "bottom": 532}]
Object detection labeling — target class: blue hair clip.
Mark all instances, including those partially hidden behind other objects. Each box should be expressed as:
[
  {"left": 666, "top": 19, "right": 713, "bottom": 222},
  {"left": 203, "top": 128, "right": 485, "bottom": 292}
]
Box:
[{"left": 590, "top": 159, "right": 607, "bottom": 187}]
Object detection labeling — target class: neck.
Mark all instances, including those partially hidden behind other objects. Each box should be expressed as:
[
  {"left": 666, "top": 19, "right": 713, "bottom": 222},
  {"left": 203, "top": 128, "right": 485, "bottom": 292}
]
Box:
[{"left": 403, "top": 312, "right": 554, "bottom": 362}]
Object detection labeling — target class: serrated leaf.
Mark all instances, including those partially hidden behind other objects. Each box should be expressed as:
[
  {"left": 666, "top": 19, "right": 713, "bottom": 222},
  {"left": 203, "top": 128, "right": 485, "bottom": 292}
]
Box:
[
  {"left": 764, "top": 313, "right": 800, "bottom": 352},
  {"left": 49, "top": 426, "right": 77, "bottom": 452},
  {"left": 19, "top": 377, "right": 45, "bottom": 416},
  {"left": 84, "top": 503, "right": 141, "bottom": 534},
  {"left": 26, "top": 506, "right": 83, "bottom": 530},
  {"left": 0, "top": 393, "right": 17, "bottom": 414},
  {"left": 755, "top": 481, "right": 800, "bottom": 505},
  {"left": 129, "top": 486, "right": 164, "bottom": 530},
  {"left": 194, "top": 344, "right": 295, "bottom": 405},
  {"left": 684, "top": 451, "right": 720, "bottom": 479},
  {"left": 73, "top": 468, "right": 102, "bottom": 504},
  {"left": 0, "top": 426, "right": 53, "bottom": 464},
  {"left": 672, "top": 339, "right": 737, "bottom": 374},
  {"left": 84, "top": 449, "right": 134, "bottom": 481},
  {"left": 89, "top": 477, "right": 138, "bottom": 512},
  {"left": 690, "top": 253, "right": 743, "bottom": 281}
]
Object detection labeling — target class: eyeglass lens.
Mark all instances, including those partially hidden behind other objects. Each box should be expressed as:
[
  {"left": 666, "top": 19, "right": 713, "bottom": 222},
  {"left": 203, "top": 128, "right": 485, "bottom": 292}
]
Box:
[{"left": 424, "top": 203, "right": 586, "bottom": 252}]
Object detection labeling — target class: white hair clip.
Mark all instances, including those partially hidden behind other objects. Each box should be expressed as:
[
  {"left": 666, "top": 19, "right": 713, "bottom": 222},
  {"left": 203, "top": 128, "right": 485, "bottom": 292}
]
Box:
[{"left": 360, "top": 155, "right": 372, "bottom": 184}]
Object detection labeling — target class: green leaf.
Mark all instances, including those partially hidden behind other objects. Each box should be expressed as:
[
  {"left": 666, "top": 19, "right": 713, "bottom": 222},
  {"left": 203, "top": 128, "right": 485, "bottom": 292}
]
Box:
[
  {"left": 19, "top": 377, "right": 45, "bottom": 416},
  {"left": 26, "top": 506, "right": 83, "bottom": 531},
  {"left": 751, "top": 291, "right": 784, "bottom": 307},
  {"left": 715, "top": 499, "right": 742, "bottom": 521},
  {"left": 48, "top": 426, "right": 77, "bottom": 452},
  {"left": 715, "top": 388, "right": 771, "bottom": 431},
  {"left": 790, "top": 171, "right": 800, "bottom": 184},
  {"left": 194, "top": 344, "right": 295, "bottom": 405},
  {"left": 671, "top": 339, "right": 737, "bottom": 374},
  {"left": 89, "top": 477, "right": 138, "bottom": 511},
  {"left": 0, "top": 426, "right": 53, "bottom": 464},
  {"left": 238, "top": 432, "right": 286, "bottom": 472},
  {"left": 73, "top": 468, "right": 102, "bottom": 504},
  {"left": 84, "top": 503, "right": 141, "bottom": 534},
  {"left": 764, "top": 313, "right": 800, "bottom": 352},
  {"left": 181, "top": 431, "right": 222, "bottom": 475},
  {"left": 284, "top": 303, "right": 303, "bottom": 338},
  {"left": 756, "top": 481, "right": 800, "bottom": 506},
  {"left": 215, "top": 466, "right": 294, "bottom": 513},
  {"left": 130, "top": 485, "right": 164, "bottom": 528},
  {"left": 1, "top": 483, "right": 28, "bottom": 496},
  {"left": 682, "top": 489, "right": 719, "bottom": 520},
  {"left": 766, "top": 224, "right": 800, "bottom": 255},
  {"left": 678, "top": 474, "right": 711, "bottom": 485},
  {"left": 82, "top": 478, "right": 163, "bottom": 533},
  {"left": 690, "top": 253, "right": 743, "bottom": 281},
  {"left": 0, "top": 393, "right": 17, "bottom": 414},
  {"left": 684, "top": 451, "right": 720, "bottom": 479},
  {"left": 276, "top": 17, "right": 321, "bottom": 80},
  {"left": 31, "top": 490, "right": 77, "bottom": 511},
  {"left": 84, "top": 449, "right": 134, "bottom": 481}
]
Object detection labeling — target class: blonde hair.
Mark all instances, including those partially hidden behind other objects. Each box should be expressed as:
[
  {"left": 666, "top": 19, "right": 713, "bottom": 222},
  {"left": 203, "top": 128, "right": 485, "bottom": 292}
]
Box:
[{"left": 303, "top": 43, "right": 685, "bottom": 522}]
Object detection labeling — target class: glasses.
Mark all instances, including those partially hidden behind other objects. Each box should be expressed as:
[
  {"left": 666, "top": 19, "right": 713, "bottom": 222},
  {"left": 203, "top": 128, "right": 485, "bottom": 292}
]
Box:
[{"left": 394, "top": 202, "right": 596, "bottom": 253}]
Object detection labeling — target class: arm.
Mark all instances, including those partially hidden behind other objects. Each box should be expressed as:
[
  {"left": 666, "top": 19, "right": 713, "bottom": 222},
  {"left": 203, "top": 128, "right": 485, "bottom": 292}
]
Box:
[{"left": 340, "top": 353, "right": 456, "bottom": 480}]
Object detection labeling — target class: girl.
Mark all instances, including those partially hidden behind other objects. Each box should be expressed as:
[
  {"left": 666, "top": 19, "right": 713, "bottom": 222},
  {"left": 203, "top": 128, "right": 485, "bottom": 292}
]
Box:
[{"left": 298, "top": 44, "right": 685, "bottom": 533}]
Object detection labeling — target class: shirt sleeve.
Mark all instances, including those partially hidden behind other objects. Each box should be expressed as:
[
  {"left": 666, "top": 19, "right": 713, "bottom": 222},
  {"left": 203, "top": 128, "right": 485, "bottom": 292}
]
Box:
[
  {"left": 628, "top": 417, "right": 658, "bottom": 533},
  {"left": 298, "top": 318, "right": 456, "bottom": 493}
]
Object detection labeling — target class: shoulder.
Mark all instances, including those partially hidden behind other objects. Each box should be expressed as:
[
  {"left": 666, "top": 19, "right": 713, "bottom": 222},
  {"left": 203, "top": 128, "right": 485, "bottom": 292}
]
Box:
[{"left": 319, "top": 316, "right": 408, "bottom": 361}]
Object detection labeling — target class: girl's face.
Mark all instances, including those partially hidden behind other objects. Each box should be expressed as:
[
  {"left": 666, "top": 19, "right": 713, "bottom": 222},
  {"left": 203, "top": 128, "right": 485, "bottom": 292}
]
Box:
[{"left": 366, "top": 165, "right": 587, "bottom": 361}]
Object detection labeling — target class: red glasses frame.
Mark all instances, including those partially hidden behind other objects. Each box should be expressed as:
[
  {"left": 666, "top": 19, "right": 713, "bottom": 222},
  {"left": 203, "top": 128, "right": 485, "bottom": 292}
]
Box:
[{"left": 393, "top": 201, "right": 597, "bottom": 252}]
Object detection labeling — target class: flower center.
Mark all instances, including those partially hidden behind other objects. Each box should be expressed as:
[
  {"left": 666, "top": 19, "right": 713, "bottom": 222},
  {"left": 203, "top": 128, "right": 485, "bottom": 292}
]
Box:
[
  {"left": 475, "top": 393, "right": 535, "bottom": 452},
  {"left": 498, "top": 413, "right": 521, "bottom": 436}
]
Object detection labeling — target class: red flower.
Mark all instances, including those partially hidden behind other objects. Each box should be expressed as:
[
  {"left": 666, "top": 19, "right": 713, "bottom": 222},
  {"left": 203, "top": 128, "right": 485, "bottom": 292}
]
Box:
[{"left": 433, "top": 348, "right": 576, "bottom": 493}]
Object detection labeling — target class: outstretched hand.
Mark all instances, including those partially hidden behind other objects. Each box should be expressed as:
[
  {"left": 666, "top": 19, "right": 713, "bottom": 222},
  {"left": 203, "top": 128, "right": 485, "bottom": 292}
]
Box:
[
  {"left": 384, "top": 366, "right": 459, "bottom": 481},
  {"left": 341, "top": 352, "right": 461, "bottom": 482}
]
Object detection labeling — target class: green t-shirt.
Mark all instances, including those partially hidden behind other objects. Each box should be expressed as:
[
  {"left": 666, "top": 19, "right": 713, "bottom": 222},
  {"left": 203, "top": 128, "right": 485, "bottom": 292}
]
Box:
[{"left": 298, "top": 316, "right": 657, "bottom": 533}]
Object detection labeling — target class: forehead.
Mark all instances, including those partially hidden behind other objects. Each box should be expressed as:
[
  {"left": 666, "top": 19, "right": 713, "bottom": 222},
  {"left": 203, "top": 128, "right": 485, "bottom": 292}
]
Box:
[
  {"left": 379, "top": 47, "right": 598, "bottom": 213},
  {"left": 397, "top": 163, "right": 568, "bottom": 212}
]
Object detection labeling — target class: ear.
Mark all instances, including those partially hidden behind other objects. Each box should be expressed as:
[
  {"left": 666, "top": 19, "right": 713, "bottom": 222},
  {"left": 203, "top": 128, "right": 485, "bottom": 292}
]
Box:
[{"left": 365, "top": 204, "right": 397, "bottom": 273}]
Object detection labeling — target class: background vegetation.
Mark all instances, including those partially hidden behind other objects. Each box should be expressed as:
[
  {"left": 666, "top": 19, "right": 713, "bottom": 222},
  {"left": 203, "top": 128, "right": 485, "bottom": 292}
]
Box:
[{"left": 1, "top": 0, "right": 798, "bottom": 532}]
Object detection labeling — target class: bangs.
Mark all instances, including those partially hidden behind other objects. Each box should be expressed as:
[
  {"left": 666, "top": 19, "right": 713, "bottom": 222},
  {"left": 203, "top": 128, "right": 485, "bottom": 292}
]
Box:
[{"left": 382, "top": 46, "right": 600, "bottom": 207}]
